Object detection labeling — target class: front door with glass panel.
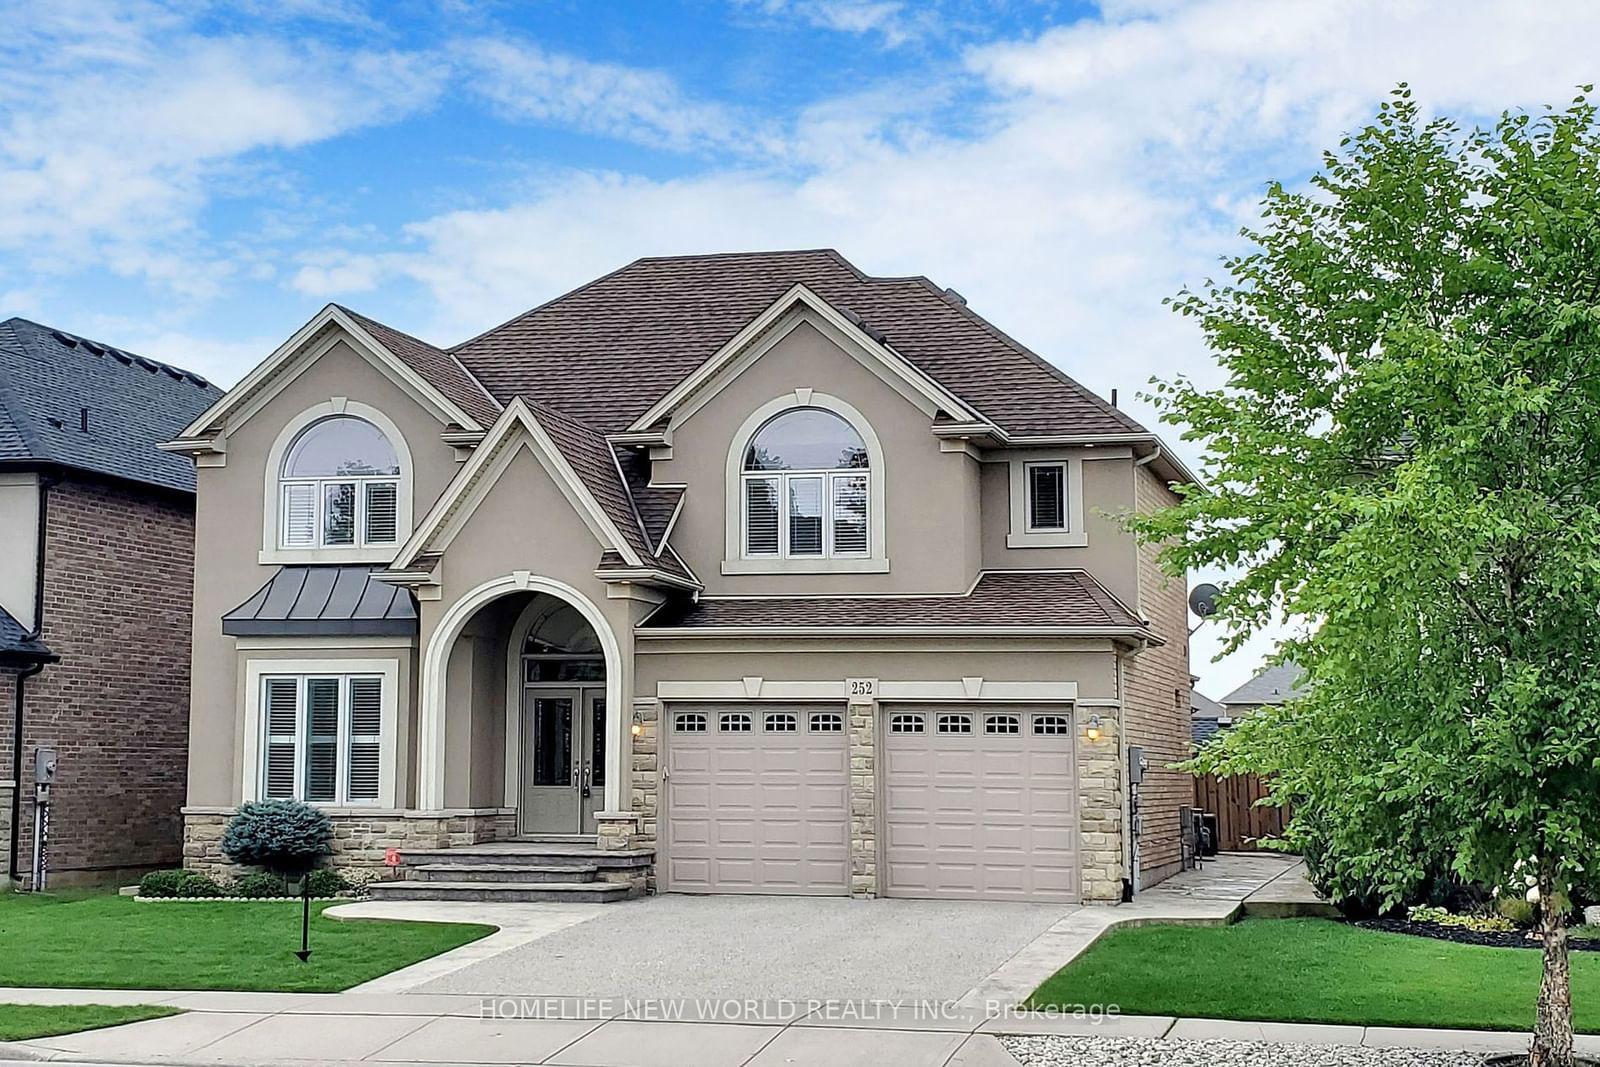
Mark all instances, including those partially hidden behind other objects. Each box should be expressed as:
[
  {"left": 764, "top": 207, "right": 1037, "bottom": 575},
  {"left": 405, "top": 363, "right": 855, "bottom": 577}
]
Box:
[{"left": 520, "top": 686, "right": 605, "bottom": 834}]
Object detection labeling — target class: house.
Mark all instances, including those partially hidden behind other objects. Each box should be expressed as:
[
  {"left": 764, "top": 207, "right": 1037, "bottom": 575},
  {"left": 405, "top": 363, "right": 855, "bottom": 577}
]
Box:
[
  {"left": 166, "top": 249, "right": 1197, "bottom": 904},
  {"left": 1190, "top": 682, "right": 1228, "bottom": 747},
  {"left": 1221, "top": 661, "right": 1308, "bottom": 717},
  {"left": 0, "top": 319, "right": 221, "bottom": 886}
]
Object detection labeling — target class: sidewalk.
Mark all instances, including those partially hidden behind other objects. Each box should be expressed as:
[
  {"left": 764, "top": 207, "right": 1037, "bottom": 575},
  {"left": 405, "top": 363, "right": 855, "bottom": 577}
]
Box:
[{"left": 1, "top": 988, "right": 1594, "bottom": 1066}]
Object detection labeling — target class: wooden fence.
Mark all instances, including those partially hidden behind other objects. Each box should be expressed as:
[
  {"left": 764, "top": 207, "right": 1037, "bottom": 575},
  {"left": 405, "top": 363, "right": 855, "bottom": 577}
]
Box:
[{"left": 1192, "top": 773, "right": 1290, "bottom": 852}]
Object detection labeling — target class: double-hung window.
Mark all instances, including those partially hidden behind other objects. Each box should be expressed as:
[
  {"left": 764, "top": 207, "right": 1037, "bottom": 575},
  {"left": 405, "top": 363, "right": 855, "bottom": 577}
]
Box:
[
  {"left": 260, "top": 674, "right": 383, "bottom": 804},
  {"left": 279, "top": 416, "right": 402, "bottom": 549},
  {"left": 742, "top": 408, "right": 870, "bottom": 559}
]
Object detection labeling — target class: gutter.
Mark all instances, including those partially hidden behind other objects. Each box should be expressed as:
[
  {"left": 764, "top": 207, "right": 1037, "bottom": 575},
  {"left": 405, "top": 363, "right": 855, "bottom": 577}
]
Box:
[{"left": 8, "top": 475, "right": 52, "bottom": 883}]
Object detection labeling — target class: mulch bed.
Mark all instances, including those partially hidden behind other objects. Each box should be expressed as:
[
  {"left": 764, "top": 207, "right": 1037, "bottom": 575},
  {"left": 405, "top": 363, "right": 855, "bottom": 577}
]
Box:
[{"left": 1356, "top": 917, "right": 1600, "bottom": 952}]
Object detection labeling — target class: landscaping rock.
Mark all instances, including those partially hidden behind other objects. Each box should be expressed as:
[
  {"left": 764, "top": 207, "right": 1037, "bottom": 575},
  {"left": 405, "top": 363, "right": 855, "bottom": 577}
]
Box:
[{"left": 1002, "top": 1035, "right": 1484, "bottom": 1067}]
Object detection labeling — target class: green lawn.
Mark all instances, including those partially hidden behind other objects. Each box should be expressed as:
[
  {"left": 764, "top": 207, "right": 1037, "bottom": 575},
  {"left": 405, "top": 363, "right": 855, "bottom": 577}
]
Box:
[
  {"left": 0, "top": 1004, "right": 182, "bottom": 1041},
  {"left": 0, "top": 891, "right": 494, "bottom": 993},
  {"left": 1027, "top": 917, "right": 1600, "bottom": 1033}
]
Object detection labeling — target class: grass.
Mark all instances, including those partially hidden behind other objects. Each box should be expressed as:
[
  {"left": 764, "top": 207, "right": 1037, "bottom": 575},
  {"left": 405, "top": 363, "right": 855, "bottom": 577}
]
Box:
[
  {"left": 0, "top": 890, "right": 494, "bottom": 993},
  {"left": 1026, "top": 917, "right": 1600, "bottom": 1033},
  {"left": 0, "top": 1004, "right": 183, "bottom": 1041}
]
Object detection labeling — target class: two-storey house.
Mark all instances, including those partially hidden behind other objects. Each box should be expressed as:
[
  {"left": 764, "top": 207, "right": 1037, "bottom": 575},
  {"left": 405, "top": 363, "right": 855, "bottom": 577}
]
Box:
[{"left": 167, "top": 250, "right": 1195, "bottom": 904}]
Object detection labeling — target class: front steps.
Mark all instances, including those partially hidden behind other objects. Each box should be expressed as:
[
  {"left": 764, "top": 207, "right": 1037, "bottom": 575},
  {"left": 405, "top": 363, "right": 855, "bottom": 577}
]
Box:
[{"left": 366, "top": 840, "right": 654, "bottom": 904}]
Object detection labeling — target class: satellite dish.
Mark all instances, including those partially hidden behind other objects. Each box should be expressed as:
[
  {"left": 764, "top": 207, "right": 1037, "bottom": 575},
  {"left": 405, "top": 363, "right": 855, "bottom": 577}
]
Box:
[{"left": 1189, "top": 583, "right": 1220, "bottom": 618}]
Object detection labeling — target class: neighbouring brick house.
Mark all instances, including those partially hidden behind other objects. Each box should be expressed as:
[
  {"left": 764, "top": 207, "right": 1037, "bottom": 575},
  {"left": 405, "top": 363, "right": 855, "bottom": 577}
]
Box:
[{"left": 0, "top": 318, "right": 220, "bottom": 886}]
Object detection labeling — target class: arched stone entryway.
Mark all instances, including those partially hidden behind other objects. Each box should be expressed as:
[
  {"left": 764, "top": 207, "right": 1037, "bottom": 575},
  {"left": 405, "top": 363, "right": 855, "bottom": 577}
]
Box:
[{"left": 417, "top": 573, "right": 624, "bottom": 817}]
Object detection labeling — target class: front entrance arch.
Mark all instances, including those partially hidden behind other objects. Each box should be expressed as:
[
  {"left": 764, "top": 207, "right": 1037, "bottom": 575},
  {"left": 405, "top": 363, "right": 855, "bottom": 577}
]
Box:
[{"left": 418, "top": 573, "right": 624, "bottom": 813}]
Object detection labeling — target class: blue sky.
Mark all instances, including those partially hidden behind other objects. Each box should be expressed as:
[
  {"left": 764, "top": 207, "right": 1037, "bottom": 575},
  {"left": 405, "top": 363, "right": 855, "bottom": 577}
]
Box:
[{"left": 4, "top": 0, "right": 1598, "bottom": 691}]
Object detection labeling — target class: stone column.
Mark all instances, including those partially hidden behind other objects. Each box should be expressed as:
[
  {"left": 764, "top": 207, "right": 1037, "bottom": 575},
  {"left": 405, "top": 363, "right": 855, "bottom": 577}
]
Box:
[
  {"left": 848, "top": 699, "right": 878, "bottom": 898},
  {"left": 629, "top": 698, "right": 660, "bottom": 851},
  {"left": 0, "top": 782, "right": 11, "bottom": 884},
  {"left": 1077, "top": 707, "right": 1125, "bottom": 903}
]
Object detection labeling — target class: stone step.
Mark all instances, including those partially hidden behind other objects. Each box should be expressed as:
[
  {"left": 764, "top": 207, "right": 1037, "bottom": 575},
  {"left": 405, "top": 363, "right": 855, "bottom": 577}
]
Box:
[
  {"left": 367, "top": 879, "right": 634, "bottom": 904},
  {"left": 402, "top": 844, "right": 654, "bottom": 869},
  {"left": 411, "top": 863, "right": 599, "bottom": 884},
  {"left": 512, "top": 834, "right": 597, "bottom": 845}
]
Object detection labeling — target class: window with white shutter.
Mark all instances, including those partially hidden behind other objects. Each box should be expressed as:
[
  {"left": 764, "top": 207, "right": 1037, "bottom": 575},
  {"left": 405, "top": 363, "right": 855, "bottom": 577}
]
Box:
[
  {"left": 740, "top": 407, "right": 872, "bottom": 561},
  {"left": 258, "top": 673, "right": 385, "bottom": 805},
  {"left": 744, "top": 477, "right": 780, "bottom": 556},
  {"left": 277, "top": 416, "right": 403, "bottom": 550},
  {"left": 363, "top": 482, "right": 398, "bottom": 545},
  {"left": 281, "top": 484, "right": 318, "bottom": 548}
]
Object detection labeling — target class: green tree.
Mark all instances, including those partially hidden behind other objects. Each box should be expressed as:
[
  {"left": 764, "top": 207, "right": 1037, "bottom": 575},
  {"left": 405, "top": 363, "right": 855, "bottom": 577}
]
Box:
[{"left": 1137, "top": 87, "right": 1600, "bottom": 1067}]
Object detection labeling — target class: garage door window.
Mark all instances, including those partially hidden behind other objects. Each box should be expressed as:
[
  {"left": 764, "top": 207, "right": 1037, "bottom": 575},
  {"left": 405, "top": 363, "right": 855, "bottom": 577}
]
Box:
[
  {"left": 985, "top": 713, "right": 1021, "bottom": 734},
  {"left": 810, "top": 712, "right": 844, "bottom": 732},
  {"left": 720, "top": 712, "right": 753, "bottom": 732},
  {"left": 764, "top": 712, "right": 798, "bottom": 732},
  {"left": 936, "top": 712, "right": 973, "bottom": 734},
  {"left": 674, "top": 712, "right": 707, "bottom": 732},
  {"left": 1033, "top": 713, "right": 1071, "bottom": 735},
  {"left": 889, "top": 713, "right": 925, "bottom": 734}
]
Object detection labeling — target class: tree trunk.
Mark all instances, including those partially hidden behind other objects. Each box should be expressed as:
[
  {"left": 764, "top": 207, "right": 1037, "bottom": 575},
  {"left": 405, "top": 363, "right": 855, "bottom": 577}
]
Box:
[{"left": 1530, "top": 869, "right": 1574, "bottom": 1067}]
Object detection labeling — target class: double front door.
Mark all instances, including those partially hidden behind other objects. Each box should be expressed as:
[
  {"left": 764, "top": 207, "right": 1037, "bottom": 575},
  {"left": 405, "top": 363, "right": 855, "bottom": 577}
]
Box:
[{"left": 520, "top": 687, "right": 606, "bottom": 834}]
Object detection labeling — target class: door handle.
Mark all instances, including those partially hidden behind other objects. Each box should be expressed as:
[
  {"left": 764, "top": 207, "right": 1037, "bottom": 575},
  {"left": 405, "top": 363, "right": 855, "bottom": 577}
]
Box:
[
  {"left": 570, "top": 762, "right": 579, "bottom": 788},
  {"left": 581, "top": 760, "right": 592, "bottom": 798}
]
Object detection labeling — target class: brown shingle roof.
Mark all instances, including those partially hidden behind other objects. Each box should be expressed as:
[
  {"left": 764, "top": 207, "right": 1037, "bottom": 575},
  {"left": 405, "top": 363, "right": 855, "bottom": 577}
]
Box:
[
  {"left": 641, "top": 571, "right": 1149, "bottom": 632},
  {"left": 450, "top": 250, "right": 1144, "bottom": 437},
  {"left": 339, "top": 306, "right": 501, "bottom": 427}
]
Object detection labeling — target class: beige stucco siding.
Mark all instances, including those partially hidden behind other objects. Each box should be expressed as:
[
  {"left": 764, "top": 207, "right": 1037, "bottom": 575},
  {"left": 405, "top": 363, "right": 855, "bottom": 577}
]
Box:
[
  {"left": 978, "top": 454, "right": 1139, "bottom": 606},
  {"left": 652, "top": 319, "right": 981, "bottom": 595},
  {"left": 1122, "top": 465, "right": 1192, "bottom": 885},
  {"left": 187, "top": 336, "right": 462, "bottom": 806}
]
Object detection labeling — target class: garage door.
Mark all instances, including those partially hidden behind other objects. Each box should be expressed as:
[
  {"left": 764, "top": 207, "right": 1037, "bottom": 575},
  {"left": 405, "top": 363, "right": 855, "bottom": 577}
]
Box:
[
  {"left": 883, "top": 706, "right": 1079, "bottom": 902},
  {"left": 664, "top": 704, "right": 849, "bottom": 894}
]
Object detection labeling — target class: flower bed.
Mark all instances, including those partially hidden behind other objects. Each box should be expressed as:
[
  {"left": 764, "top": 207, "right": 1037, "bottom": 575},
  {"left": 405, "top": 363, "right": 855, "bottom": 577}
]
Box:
[
  {"left": 134, "top": 867, "right": 369, "bottom": 901},
  {"left": 1356, "top": 917, "right": 1600, "bottom": 952}
]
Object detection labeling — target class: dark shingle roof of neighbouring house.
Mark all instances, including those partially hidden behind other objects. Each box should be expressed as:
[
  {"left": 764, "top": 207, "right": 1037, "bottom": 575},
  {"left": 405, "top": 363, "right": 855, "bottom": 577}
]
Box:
[
  {"left": 337, "top": 306, "right": 501, "bottom": 427},
  {"left": 0, "top": 604, "right": 52, "bottom": 662},
  {"left": 0, "top": 318, "right": 222, "bottom": 493},
  {"left": 1222, "top": 662, "right": 1308, "bottom": 706},
  {"left": 222, "top": 566, "right": 418, "bottom": 636},
  {"left": 448, "top": 250, "right": 1145, "bottom": 437},
  {"left": 641, "top": 571, "right": 1149, "bottom": 632},
  {"left": 1191, "top": 689, "right": 1225, "bottom": 716}
]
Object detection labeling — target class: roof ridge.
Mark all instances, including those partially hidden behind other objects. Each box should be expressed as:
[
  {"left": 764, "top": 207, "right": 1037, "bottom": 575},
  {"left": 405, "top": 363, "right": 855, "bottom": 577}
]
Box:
[
  {"left": 337, "top": 304, "right": 502, "bottom": 417},
  {"left": 6, "top": 316, "right": 211, "bottom": 386}
]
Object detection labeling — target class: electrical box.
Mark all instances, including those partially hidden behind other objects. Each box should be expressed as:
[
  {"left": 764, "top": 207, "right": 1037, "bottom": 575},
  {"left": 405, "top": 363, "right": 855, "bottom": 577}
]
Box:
[
  {"left": 1127, "top": 745, "right": 1145, "bottom": 785},
  {"left": 33, "top": 748, "right": 57, "bottom": 785}
]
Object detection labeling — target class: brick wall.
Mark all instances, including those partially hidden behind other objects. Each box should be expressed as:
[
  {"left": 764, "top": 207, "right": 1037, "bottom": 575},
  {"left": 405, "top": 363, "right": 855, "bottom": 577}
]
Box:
[
  {"left": 0, "top": 476, "right": 195, "bottom": 884},
  {"left": 1123, "top": 466, "right": 1193, "bottom": 887}
]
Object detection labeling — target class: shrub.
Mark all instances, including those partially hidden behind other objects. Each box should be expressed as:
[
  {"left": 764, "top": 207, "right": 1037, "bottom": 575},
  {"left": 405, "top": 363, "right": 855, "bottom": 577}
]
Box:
[
  {"left": 304, "top": 868, "right": 351, "bottom": 898},
  {"left": 176, "top": 872, "right": 227, "bottom": 898},
  {"left": 1497, "top": 896, "right": 1536, "bottom": 927},
  {"left": 137, "top": 870, "right": 186, "bottom": 898},
  {"left": 231, "top": 872, "right": 291, "bottom": 898},
  {"left": 1407, "top": 904, "right": 1515, "bottom": 933},
  {"left": 221, "top": 800, "right": 332, "bottom": 877}
]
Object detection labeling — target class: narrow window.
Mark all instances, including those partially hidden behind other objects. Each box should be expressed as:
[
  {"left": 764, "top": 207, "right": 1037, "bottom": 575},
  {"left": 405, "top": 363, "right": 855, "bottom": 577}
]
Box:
[
  {"left": 985, "top": 713, "right": 1021, "bottom": 735},
  {"left": 347, "top": 677, "right": 383, "bottom": 802},
  {"left": 1028, "top": 463, "right": 1066, "bottom": 531},
  {"left": 303, "top": 678, "right": 340, "bottom": 802},
  {"left": 809, "top": 712, "right": 844, "bottom": 732},
  {"left": 831, "top": 474, "right": 868, "bottom": 555},
  {"left": 937, "top": 713, "right": 973, "bottom": 735},
  {"left": 744, "top": 477, "right": 781, "bottom": 556},
  {"left": 364, "top": 482, "right": 399, "bottom": 545},
  {"left": 262, "top": 678, "right": 299, "bottom": 799},
  {"left": 674, "top": 712, "right": 707, "bottom": 733},
  {"left": 720, "top": 712, "right": 753, "bottom": 732},
  {"left": 889, "top": 713, "right": 925, "bottom": 734},
  {"left": 1033, "top": 713, "right": 1071, "bottom": 735},
  {"left": 764, "top": 712, "right": 798, "bottom": 732},
  {"left": 787, "top": 476, "right": 825, "bottom": 556}
]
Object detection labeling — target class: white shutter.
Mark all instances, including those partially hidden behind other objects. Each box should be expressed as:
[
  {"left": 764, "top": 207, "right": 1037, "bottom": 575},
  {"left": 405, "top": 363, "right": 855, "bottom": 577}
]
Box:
[
  {"left": 788, "top": 475, "right": 824, "bottom": 556},
  {"left": 831, "top": 474, "right": 868, "bottom": 555},
  {"left": 304, "top": 678, "right": 340, "bottom": 802},
  {"left": 281, "top": 484, "right": 317, "bottom": 548},
  {"left": 364, "top": 481, "right": 398, "bottom": 545},
  {"left": 262, "top": 678, "right": 300, "bottom": 799},
  {"left": 346, "top": 677, "right": 382, "bottom": 802},
  {"left": 744, "top": 477, "right": 780, "bottom": 555}
]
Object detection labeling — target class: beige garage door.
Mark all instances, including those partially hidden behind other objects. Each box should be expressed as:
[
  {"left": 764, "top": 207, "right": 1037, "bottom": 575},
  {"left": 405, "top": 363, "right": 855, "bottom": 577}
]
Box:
[
  {"left": 664, "top": 704, "right": 849, "bottom": 895},
  {"left": 883, "top": 706, "right": 1080, "bottom": 902}
]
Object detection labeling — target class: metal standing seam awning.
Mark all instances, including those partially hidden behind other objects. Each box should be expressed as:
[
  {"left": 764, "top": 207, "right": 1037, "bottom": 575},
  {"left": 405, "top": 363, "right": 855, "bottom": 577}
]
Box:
[{"left": 222, "top": 566, "right": 418, "bottom": 637}]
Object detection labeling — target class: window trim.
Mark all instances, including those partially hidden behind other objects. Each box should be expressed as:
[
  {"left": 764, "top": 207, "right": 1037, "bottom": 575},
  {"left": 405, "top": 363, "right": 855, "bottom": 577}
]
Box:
[
  {"left": 740, "top": 468, "right": 870, "bottom": 562},
  {"left": 722, "top": 391, "right": 889, "bottom": 575},
  {"left": 279, "top": 473, "right": 401, "bottom": 551},
  {"left": 242, "top": 657, "right": 399, "bottom": 807},
  {"left": 260, "top": 401, "right": 413, "bottom": 565},
  {"left": 1007, "top": 453, "right": 1087, "bottom": 548}
]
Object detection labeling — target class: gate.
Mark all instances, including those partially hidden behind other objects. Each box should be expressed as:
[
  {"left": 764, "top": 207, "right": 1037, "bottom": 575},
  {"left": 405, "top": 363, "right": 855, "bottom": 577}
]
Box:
[{"left": 1193, "top": 773, "right": 1289, "bottom": 851}]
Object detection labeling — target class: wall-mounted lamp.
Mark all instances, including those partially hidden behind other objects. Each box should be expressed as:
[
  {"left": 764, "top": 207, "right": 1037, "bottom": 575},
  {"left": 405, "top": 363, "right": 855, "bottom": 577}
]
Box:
[
  {"left": 630, "top": 711, "right": 644, "bottom": 738},
  {"left": 1085, "top": 715, "right": 1103, "bottom": 743}
]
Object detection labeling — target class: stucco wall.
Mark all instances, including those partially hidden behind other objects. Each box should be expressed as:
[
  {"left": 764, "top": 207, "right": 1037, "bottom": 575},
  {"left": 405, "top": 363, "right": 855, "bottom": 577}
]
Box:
[{"left": 187, "top": 336, "right": 462, "bottom": 807}]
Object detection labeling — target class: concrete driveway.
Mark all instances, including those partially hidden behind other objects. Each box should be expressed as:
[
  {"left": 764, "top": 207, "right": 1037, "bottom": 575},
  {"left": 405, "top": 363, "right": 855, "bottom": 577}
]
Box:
[{"left": 414, "top": 894, "right": 1078, "bottom": 1001}]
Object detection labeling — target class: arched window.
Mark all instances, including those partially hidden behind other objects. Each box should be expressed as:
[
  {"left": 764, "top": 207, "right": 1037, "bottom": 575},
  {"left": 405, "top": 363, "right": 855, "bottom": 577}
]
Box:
[
  {"left": 741, "top": 408, "right": 869, "bottom": 559},
  {"left": 279, "top": 416, "right": 402, "bottom": 549}
]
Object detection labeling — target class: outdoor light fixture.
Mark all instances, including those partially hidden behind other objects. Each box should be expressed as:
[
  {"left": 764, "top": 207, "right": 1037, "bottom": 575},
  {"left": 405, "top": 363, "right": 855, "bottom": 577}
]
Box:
[
  {"left": 1085, "top": 715, "right": 1103, "bottom": 742},
  {"left": 630, "top": 711, "right": 643, "bottom": 737}
]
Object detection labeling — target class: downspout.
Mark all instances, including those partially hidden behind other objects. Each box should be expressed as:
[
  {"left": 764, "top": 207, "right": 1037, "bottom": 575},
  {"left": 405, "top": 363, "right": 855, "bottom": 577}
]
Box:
[{"left": 8, "top": 476, "right": 52, "bottom": 882}]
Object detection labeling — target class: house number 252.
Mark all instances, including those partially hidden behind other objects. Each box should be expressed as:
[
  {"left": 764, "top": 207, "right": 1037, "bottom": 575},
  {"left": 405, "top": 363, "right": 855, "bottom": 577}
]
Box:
[{"left": 847, "top": 678, "right": 877, "bottom": 702}]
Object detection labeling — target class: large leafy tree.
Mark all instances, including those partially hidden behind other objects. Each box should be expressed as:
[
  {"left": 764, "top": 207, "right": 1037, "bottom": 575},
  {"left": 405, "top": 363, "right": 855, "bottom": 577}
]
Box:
[{"left": 1138, "top": 88, "right": 1600, "bottom": 1067}]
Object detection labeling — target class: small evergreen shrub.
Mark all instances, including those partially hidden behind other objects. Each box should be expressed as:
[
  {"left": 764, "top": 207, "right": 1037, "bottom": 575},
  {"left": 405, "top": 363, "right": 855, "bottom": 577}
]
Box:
[
  {"left": 231, "top": 872, "right": 292, "bottom": 898},
  {"left": 221, "top": 800, "right": 332, "bottom": 876},
  {"left": 304, "top": 868, "right": 351, "bottom": 898},
  {"left": 176, "top": 872, "right": 227, "bottom": 898},
  {"left": 137, "top": 870, "right": 186, "bottom": 898}
]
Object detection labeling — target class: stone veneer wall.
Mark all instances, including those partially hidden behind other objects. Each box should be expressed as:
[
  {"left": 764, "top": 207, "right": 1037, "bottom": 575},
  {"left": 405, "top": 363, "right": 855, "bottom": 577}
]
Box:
[
  {"left": 848, "top": 701, "right": 877, "bottom": 898},
  {"left": 1076, "top": 706, "right": 1126, "bottom": 903},
  {"left": 182, "top": 808, "right": 516, "bottom": 880},
  {"left": 0, "top": 781, "right": 11, "bottom": 882},
  {"left": 629, "top": 699, "right": 659, "bottom": 851}
]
